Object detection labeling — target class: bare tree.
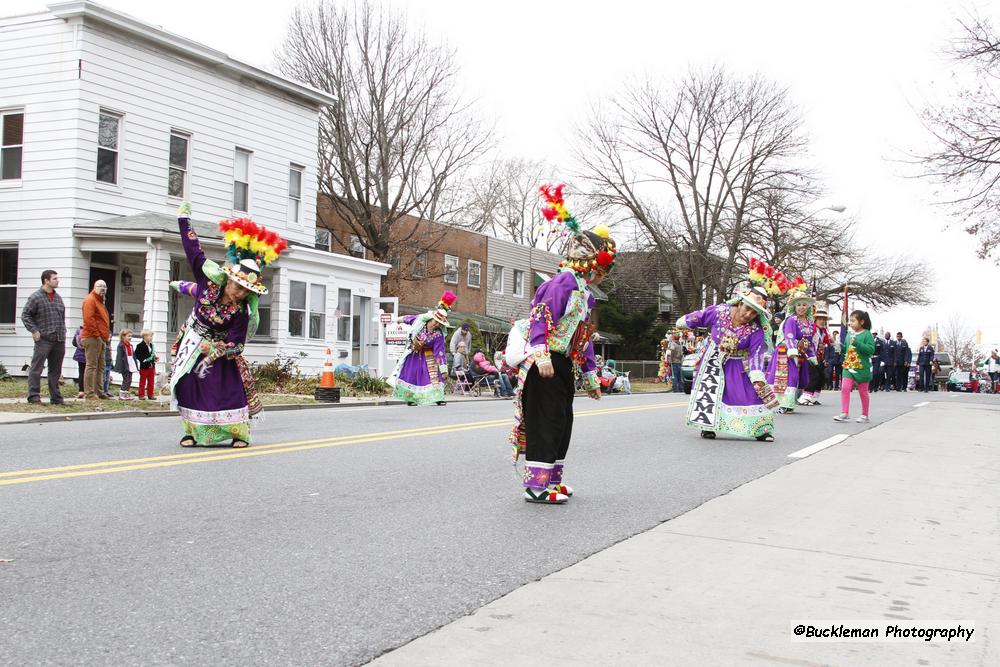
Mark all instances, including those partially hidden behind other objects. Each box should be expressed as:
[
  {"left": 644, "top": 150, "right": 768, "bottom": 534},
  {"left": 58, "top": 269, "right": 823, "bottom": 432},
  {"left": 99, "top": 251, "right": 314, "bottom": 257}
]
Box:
[
  {"left": 939, "top": 315, "right": 980, "bottom": 369},
  {"left": 744, "top": 187, "right": 933, "bottom": 310},
  {"left": 574, "top": 67, "right": 812, "bottom": 313},
  {"left": 278, "top": 0, "right": 492, "bottom": 262},
  {"left": 461, "top": 160, "right": 609, "bottom": 251},
  {"left": 914, "top": 14, "right": 1000, "bottom": 260}
]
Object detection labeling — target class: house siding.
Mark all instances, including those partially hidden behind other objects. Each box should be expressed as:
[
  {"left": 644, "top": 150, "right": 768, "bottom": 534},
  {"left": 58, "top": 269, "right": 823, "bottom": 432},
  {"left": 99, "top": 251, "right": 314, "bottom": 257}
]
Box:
[{"left": 0, "top": 7, "right": 388, "bottom": 382}]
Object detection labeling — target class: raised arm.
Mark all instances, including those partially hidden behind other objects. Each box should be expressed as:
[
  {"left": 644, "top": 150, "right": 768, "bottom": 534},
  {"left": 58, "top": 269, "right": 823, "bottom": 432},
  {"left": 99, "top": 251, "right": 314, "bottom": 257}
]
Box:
[
  {"left": 676, "top": 305, "right": 721, "bottom": 332},
  {"left": 177, "top": 201, "right": 207, "bottom": 285}
]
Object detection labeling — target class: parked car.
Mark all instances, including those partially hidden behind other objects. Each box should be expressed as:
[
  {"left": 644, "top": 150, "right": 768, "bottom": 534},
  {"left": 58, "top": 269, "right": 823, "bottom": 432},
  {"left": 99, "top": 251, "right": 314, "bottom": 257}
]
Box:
[
  {"left": 947, "top": 370, "right": 978, "bottom": 393},
  {"left": 680, "top": 351, "right": 699, "bottom": 394},
  {"left": 934, "top": 352, "right": 953, "bottom": 386}
]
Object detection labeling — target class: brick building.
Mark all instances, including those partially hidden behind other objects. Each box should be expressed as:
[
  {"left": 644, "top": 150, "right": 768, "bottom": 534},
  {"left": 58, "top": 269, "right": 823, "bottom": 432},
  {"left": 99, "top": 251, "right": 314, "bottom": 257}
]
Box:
[{"left": 317, "top": 196, "right": 504, "bottom": 331}]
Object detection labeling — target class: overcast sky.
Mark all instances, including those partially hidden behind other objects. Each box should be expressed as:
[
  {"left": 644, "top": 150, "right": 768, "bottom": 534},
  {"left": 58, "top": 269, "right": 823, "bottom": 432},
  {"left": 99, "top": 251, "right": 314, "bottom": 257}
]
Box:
[{"left": 8, "top": 0, "right": 1000, "bottom": 350}]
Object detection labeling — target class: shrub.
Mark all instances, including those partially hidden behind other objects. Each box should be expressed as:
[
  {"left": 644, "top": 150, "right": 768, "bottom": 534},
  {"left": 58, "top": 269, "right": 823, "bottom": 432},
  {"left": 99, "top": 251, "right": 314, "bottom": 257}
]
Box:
[{"left": 0, "top": 362, "right": 11, "bottom": 381}]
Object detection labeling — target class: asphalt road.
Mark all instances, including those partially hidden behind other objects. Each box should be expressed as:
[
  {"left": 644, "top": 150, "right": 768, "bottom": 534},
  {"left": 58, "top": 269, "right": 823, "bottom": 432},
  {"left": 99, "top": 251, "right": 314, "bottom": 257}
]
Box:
[{"left": 0, "top": 388, "right": 982, "bottom": 665}]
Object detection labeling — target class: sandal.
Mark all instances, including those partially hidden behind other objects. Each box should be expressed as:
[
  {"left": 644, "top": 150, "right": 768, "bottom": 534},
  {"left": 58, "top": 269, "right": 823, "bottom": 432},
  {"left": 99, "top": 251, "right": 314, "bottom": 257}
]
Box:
[
  {"left": 756, "top": 433, "right": 775, "bottom": 442},
  {"left": 231, "top": 439, "right": 250, "bottom": 449},
  {"left": 180, "top": 436, "right": 196, "bottom": 447},
  {"left": 700, "top": 430, "right": 716, "bottom": 439}
]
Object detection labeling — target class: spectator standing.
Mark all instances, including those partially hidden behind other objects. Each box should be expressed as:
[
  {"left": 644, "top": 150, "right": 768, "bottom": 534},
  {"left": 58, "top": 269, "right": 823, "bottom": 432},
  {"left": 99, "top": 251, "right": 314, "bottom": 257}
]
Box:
[
  {"left": 986, "top": 350, "right": 1000, "bottom": 394},
  {"left": 829, "top": 330, "right": 843, "bottom": 390},
  {"left": 916, "top": 337, "right": 935, "bottom": 392},
  {"left": 81, "top": 280, "right": 111, "bottom": 400},
  {"left": 20, "top": 269, "right": 67, "bottom": 405},
  {"left": 71, "top": 325, "right": 86, "bottom": 398},
  {"left": 894, "top": 331, "right": 910, "bottom": 391},
  {"left": 668, "top": 333, "right": 684, "bottom": 393},
  {"left": 113, "top": 328, "right": 138, "bottom": 400},
  {"left": 879, "top": 331, "right": 896, "bottom": 391},
  {"left": 134, "top": 329, "right": 158, "bottom": 400},
  {"left": 871, "top": 333, "right": 883, "bottom": 391},
  {"left": 450, "top": 322, "right": 472, "bottom": 355},
  {"left": 102, "top": 329, "right": 113, "bottom": 396}
]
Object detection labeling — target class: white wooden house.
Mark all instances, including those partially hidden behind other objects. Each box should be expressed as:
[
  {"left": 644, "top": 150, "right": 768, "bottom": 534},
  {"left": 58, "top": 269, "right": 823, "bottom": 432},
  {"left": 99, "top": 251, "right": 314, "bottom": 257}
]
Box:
[{"left": 0, "top": 1, "right": 390, "bottom": 384}]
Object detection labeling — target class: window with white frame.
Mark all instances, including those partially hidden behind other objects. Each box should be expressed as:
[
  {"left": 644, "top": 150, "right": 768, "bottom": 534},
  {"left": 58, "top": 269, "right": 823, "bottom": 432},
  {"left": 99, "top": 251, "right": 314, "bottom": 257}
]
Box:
[
  {"left": 288, "top": 280, "right": 328, "bottom": 340},
  {"left": 490, "top": 264, "right": 504, "bottom": 293},
  {"left": 288, "top": 164, "right": 303, "bottom": 223},
  {"left": 233, "top": 148, "right": 251, "bottom": 212},
  {"left": 443, "top": 255, "right": 459, "bottom": 284},
  {"left": 412, "top": 251, "right": 427, "bottom": 278},
  {"left": 467, "top": 260, "right": 481, "bottom": 288},
  {"left": 96, "top": 110, "right": 121, "bottom": 184},
  {"left": 349, "top": 235, "right": 365, "bottom": 259},
  {"left": 658, "top": 283, "right": 674, "bottom": 313},
  {"left": 289, "top": 280, "right": 307, "bottom": 337},
  {"left": 167, "top": 130, "right": 189, "bottom": 198},
  {"left": 513, "top": 269, "right": 525, "bottom": 297},
  {"left": 1, "top": 110, "right": 23, "bottom": 181},
  {"left": 315, "top": 227, "right": 331, "bottom": 251},
  {"left": 255, "top": 275, "right": 274, "bottom": 339},
  {"left": 337, "top": 288, "right": 351, "bottom": 341},
  {"left": 309, "top": 284, "right": 327, "bottom": 339},
  {"left": 0, "top": 246, "right": 16, "bottom": 324}
]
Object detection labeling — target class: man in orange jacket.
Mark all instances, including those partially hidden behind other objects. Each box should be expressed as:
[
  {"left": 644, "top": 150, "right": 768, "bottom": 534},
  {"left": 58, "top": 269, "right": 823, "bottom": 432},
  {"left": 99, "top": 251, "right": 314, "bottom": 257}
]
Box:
[{"left": 81, "top": 280, "right": 111, "bottom": 399}]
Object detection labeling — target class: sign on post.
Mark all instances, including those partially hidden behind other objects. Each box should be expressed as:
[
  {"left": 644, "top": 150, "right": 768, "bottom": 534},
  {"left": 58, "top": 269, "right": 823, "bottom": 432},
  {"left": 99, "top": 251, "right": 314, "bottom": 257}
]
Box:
[{"left": 385, "top": 322, "right": 409, "bottom": 360}]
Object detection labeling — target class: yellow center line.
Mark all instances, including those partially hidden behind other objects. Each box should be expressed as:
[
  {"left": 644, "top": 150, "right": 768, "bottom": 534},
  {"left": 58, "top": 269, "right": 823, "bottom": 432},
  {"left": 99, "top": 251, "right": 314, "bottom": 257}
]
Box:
[{"left": 1, "top": 400, "right": 687, "bottom": 487}]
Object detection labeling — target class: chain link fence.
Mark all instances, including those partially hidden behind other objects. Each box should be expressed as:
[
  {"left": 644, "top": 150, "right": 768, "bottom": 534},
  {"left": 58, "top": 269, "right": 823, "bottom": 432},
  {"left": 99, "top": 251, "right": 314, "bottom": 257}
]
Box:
[{"left": 616, "top": 360, "right": 663, "bottom": 380}]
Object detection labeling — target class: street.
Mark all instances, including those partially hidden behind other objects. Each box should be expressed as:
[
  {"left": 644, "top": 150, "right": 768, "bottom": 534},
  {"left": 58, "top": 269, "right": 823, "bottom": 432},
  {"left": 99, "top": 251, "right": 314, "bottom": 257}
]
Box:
[{"left": 0, "top": 390, "right": 987, "bottom": 665}]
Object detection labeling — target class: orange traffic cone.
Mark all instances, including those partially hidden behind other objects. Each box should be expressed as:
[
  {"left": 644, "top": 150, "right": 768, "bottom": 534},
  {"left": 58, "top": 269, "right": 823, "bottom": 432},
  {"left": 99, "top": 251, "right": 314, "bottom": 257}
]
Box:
[
  {"left": 315, "top": 348, "right": 341, "bottom": 403},
  {"left": 320, "top": 348, "right": 336, "bottom": 388}
]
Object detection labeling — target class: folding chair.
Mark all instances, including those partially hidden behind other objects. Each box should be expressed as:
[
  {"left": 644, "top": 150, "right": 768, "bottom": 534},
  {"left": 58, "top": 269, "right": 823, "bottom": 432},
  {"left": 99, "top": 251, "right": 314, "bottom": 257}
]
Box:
[{"left": 452, "top": 368, "right": 473, "bottom": 396}]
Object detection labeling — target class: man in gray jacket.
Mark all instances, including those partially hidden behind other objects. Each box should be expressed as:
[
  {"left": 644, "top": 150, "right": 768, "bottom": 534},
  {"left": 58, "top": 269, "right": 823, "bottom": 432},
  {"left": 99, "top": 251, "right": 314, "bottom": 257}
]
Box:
[
  {"left": 21, "top": 270, "right": 66, "bottom": 404},
  {"left": 668, "top": 333, "right": 685, "bottom": 393},
  {"left": 450, "top": 322, "right": 472, "bottom": 354}
]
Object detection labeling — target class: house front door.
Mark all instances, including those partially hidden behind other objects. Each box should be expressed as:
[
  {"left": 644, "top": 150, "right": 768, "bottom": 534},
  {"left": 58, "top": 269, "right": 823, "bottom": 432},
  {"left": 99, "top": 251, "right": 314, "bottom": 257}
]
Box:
[{"left": 88, "top": 266, "right": 117, "bottom": 334}]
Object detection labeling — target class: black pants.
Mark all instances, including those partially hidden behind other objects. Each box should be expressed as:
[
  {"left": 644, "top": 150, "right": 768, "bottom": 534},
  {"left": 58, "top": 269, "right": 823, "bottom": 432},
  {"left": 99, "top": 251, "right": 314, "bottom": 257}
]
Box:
[
  {"left": 881, "top": 365, "right": 894, "bottom": 391},
  {"left": 804, "top": 362, "right": 825, "bottom": 394},
  {"left": 76, "top": 361, "right": 85, "bottom": 390},
  {"left": 522, "top": 352, "right": 575, "bottom": 465},
  {"left": 27, "top": 337, "right": 65, "bottom": 402},
  {"left": 896, "top": 365, "right": 908, "bottom": 391},
  {"left": 919, "top": 365, "right": 933, "bottom": 391},
  {"left": 871, "top": 362, "right": 881, "bottom": 391}
]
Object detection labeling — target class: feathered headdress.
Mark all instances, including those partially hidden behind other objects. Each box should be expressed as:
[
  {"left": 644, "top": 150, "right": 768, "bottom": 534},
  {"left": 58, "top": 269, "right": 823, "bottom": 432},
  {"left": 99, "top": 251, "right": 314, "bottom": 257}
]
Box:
[
  {"left": 429, "top": 290, "right": 457, "bottom": 327},
  {"left": 218, "top": 218, "right": 288, "bottom": 295},
  {"left": 539, "top": 184, "right": 616, "bottom": 278},
  {"left": 748, "top": 257, "right": 803, "bottom": 297},
  {"left": 219, "top": 218, "right": 288, "bottom": 268}
]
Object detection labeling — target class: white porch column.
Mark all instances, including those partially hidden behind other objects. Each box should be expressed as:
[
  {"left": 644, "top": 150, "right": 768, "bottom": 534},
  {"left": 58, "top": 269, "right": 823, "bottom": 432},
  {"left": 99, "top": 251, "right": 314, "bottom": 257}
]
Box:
[{"left": 143, "top": 240, "right": 171, "bottom": 380}]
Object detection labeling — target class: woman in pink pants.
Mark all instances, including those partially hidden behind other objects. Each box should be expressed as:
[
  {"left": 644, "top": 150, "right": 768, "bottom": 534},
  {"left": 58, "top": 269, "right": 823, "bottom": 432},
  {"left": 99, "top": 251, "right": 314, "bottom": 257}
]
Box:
[{"left": 834, "top": 310, "right": 876, "bottom": 423}]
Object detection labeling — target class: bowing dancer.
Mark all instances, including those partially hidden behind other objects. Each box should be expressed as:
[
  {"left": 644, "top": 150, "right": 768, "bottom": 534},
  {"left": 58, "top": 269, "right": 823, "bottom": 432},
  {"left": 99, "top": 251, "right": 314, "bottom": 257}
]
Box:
[
  {"left": 677, "top": 259, "right": 783, "bottom": 442},
  {"left": 170, "top": 202, "right": 286, "bottom": 448},
  {"left": 506, "top": 184, "right": 615, "bottom": 504},
  {"left": 798, "top": 304, "right": 833, "bottom": 406},
  {"left": 390, "top": 292, "right": 456, "bottom": 406},
  {"left": 766, "top": 280, "right": 817, "bottom": 413}
]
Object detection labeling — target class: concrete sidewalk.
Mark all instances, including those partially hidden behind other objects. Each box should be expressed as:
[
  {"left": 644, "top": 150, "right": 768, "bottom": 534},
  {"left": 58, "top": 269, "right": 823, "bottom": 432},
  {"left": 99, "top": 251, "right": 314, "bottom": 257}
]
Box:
[{"left": 371, "top": 401, "right": 1000, "bottom": 666}]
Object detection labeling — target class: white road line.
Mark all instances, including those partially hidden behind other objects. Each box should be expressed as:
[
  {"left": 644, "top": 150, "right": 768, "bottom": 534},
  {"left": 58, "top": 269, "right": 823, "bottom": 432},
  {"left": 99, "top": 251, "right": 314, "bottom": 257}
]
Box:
[
  {"left": 787, "top": 434, "right": 850, "bottom": 459},
  {"left": 913, "top": 401, "right": 929, "bottom": 408}
]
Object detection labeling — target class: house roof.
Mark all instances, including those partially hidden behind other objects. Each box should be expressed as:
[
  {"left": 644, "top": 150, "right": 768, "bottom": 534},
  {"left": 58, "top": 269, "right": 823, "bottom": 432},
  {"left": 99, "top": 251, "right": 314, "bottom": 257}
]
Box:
[
  {"left": 400, "top": 305, "right": 513, "bottom": 334},
  {"left": 47, "top": 1, "right": 337, "bottom": 108},
  {"left": 73, "top": 212, "right": 390, "bottom": 276}
]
